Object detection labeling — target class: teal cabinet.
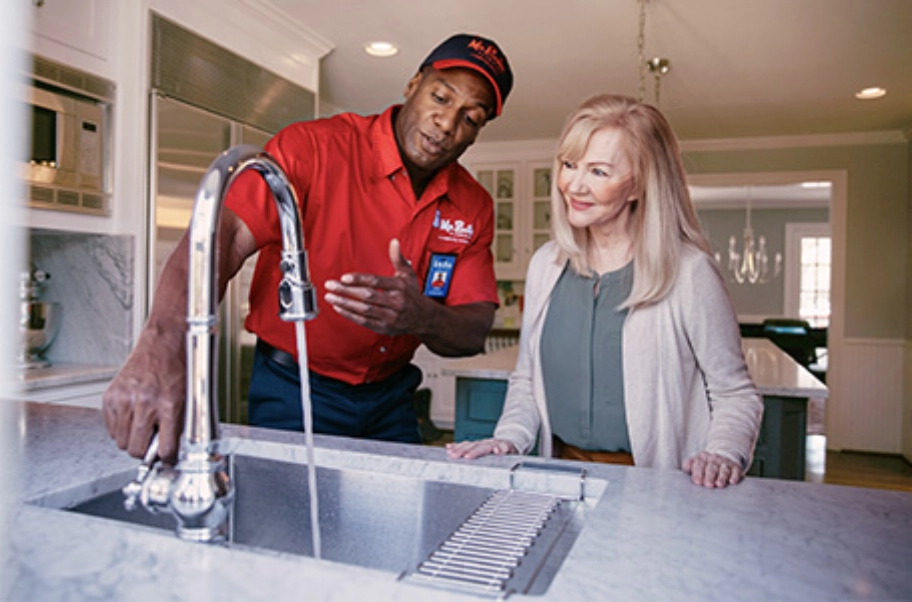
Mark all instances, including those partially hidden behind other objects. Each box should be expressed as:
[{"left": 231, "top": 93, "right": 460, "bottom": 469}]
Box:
[
  {"left": 747, "top": 396, "right": 808, "bottom": 480},
  {"left": 453, "top": 377, "right": 509, "bottom": 443},
  {"left": 453, "top": 376, "right": 808, "bottom": 481}
]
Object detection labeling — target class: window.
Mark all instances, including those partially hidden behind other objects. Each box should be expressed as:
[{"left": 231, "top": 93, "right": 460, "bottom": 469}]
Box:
[{"left": 784, "top": 223, "right": 831, "bottom": 327}]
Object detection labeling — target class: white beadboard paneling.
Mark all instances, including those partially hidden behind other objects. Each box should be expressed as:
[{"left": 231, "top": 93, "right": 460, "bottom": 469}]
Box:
[{"left": 828, "top": 338, "right": 905, "bottom": 454}]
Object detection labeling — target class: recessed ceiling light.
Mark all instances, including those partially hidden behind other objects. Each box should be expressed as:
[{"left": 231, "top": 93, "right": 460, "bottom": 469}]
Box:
[
  {"left": 800, "top": 181, "right": 831, "bottom": 189},
  {"left": 855, "top": 87, "right": 887, "bottom": 100},
  {"left": 364, "top": 41, "right": 399, "bottom": 58}
]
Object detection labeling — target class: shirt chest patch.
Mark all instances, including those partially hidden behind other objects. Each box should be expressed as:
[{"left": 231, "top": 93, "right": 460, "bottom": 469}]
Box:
[{"left": 433, "top": 209, "right": 475, "bottom": 245}]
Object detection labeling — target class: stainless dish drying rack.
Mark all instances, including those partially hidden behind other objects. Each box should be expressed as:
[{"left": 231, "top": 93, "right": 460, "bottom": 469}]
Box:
[{"left": 402, "top": 462, "right": 589, "bottom": 598}]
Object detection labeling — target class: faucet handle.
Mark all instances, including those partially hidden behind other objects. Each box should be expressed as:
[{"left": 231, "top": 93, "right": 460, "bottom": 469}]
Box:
[{"left": 122, "top": 432, "right": 160, "bottom": 511}]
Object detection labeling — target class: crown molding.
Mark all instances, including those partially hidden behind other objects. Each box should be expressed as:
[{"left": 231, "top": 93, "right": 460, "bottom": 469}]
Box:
[
  {"left": 239, "top": 0, "right": 333, "bottom": 57},
  {"left": 467, "top": 130, "right": 909, "bottom": 162},
  {"left": 680, "top": 130, "right": 907, "bottom": 153},
  {"left": 462, "top": 138, "right": 557, "bottom": 163}
]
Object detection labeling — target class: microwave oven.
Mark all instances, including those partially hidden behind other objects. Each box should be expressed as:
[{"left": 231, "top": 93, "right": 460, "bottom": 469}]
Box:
[{"left": 25, "top": 57, "right": 114, "bottom": 215}]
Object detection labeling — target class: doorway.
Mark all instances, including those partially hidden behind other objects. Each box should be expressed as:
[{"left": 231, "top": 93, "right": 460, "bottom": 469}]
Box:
[{"left": 689, "top": 170, "right": 846, "bottom": 444}]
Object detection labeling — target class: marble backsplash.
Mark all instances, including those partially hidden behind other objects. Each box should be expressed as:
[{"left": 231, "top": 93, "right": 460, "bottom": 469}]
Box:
[{"left": 27, "top": 229, "right": 133, "bottom": 367}]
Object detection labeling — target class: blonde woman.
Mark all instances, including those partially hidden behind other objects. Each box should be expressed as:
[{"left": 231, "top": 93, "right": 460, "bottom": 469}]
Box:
[{"left": 448, "top": 94, "right": 763, "bottom": 488}]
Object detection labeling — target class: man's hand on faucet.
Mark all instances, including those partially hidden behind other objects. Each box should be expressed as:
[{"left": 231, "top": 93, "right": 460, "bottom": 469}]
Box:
[
  {"left": 101, "top": 232, "right": 195, "bottom": 465},
  {"left": 102, "top": 209, "right": 256, "bottom": 464},
  {"left": 102, "top": 325, "right": 186, "bottom": 464}
]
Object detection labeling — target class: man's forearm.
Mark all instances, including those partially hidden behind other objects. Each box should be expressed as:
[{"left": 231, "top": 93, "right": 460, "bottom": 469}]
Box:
[{"left": 417, "top": 301, "right": 495, "bottom": 357}]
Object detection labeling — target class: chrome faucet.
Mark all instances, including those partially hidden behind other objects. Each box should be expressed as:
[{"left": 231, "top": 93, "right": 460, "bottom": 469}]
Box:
[{"left": 122, "top": 144, "right": 318, "bottom": 542}]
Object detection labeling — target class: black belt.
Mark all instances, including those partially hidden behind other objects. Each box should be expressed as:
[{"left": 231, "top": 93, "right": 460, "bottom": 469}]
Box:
[{"left": 256, "top": 339, "right": 298, "bottom": 369}]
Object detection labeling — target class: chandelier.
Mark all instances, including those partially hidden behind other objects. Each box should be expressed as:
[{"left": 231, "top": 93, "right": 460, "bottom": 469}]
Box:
[{"left": 718, "top": 186, "right": 782, "bottom": 284}]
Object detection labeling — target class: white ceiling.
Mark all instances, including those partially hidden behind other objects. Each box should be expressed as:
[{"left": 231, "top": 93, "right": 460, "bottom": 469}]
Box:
[{"left": 263, "top": 0, "right": 912, "bottom": 143}]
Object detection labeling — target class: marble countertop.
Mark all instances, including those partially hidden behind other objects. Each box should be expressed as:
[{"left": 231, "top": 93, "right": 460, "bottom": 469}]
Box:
[
  {"left": 18, "top": 362, "right": 120, "bottom": 391},
  {"left": 444, "top": 337, "right": 828, "bottom": 399},
  {"left": 4, "top": 401, "right": 910, "bottom": 600}
]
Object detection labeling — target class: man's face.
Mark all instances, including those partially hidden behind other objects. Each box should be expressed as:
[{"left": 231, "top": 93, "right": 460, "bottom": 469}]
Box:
[{"left": 395, "top": 67, "right": 496, "bottom": 179}]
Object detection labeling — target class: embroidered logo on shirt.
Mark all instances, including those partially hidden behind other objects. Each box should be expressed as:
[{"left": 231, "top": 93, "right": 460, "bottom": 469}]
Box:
[{"left": 437, "top": 218, "right": 474, "bottom": 245}]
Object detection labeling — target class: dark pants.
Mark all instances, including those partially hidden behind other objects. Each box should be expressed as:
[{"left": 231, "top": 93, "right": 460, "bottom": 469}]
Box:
[{"left": 248, "top": 341, "right": 423, "bottom": 444}]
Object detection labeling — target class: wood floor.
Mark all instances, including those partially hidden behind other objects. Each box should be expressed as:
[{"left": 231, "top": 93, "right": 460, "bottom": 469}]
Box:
[
  {"left": 805, "top": 435, "right": 912, "bottom": 492},
  {"left": 804, "top": 396, "right": 912, "bottom": 492}
]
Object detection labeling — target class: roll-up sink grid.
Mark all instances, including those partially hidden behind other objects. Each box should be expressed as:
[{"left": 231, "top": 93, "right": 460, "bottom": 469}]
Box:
[
  {"left": 52, "top": 449, "right": 594, "bottom": 598},
  {"left": 403, "top": 462, "right": 588, "bottom": 597}
]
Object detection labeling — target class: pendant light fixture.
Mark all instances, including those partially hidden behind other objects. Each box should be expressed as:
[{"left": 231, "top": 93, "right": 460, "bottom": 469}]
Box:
[{"left": 636, "top": 0, "right": 670, "bottom": 106}]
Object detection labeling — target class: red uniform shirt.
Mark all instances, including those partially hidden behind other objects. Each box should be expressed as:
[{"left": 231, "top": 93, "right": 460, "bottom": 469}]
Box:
[{"left": 225, "top": 106, "right": 498, "bottom": 385}]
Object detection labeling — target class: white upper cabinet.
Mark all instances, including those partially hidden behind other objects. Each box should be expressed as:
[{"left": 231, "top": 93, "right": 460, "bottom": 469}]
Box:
[{"left": 29, "top": 0, "right": 114, "bottom": 75}]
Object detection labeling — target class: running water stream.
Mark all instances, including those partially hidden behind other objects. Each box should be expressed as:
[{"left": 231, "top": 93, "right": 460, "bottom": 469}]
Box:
[{"left": 294, "top": 320, "right": 322, "bottom": 559}]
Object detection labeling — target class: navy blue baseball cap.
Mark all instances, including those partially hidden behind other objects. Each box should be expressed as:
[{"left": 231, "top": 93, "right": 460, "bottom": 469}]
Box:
[{"left": 420, "top": 34, "right": 513, "bottom": 118}]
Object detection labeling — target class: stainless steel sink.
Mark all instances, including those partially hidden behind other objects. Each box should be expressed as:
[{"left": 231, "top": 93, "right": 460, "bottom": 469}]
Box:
[{"left": 37, "top": 446, "right": 602, "bottom": 597}]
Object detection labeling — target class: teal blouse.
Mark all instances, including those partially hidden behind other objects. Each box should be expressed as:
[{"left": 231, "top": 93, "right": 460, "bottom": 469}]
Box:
[{"left": 541, "top": 261, "right": 633, "bottom": 452}]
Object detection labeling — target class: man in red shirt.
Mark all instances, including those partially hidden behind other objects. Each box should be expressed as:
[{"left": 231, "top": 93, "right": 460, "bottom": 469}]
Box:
[{"left": 103, "top": 34, "right": 513, "bottom": 462}]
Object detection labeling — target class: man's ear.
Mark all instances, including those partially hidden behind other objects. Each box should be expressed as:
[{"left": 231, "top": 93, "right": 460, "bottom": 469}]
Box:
[{"left": 403, "top": 71, "right": 424, "bottom": 99}]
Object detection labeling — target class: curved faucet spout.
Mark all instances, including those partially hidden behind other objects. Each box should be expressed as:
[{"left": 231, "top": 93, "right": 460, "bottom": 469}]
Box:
[
  {"left": 123, "top": 144, "right": 317, "bottom": 543},
  {"left": 185, "top": 144, "right": 317, "bottom": 451}
]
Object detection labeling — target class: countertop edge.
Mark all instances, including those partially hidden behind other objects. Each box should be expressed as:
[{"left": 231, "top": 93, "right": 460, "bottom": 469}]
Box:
[{"left": 18, "top": 363, "right": 119, "bottom": 391}]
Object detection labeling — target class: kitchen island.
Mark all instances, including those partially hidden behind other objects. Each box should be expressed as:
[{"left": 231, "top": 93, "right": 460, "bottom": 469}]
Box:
[
  {"left": 445, "top": 338, "right": 827, "bottom": 479},
  {"left": 444, "top": 337, "right": 828, "bottom": 398},
  {"left": 4, "top": 401, "right": 911, "bottom": 601}
]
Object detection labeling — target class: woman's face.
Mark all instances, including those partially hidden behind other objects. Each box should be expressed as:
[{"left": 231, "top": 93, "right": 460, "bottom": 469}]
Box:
[{"left": 557, "top": 127, "right": 638, "bottom": 233}]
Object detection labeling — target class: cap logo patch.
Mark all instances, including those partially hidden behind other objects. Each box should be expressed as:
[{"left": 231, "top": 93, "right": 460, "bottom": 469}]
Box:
[{"left": 466, "top": 38, "right": 507, "bottom": 75}]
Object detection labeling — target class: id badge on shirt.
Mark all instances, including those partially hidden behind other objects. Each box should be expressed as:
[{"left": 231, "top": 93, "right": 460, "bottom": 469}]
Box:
[{"left": 424, "top": 253, "right": 457, "bottom": 299}]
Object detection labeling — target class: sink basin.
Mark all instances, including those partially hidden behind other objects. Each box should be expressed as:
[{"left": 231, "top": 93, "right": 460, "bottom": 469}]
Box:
[
  {"left": 34, "top": 441, "right": 603, "bottom": 596},
  {"left": 68, "top": 454, "right": 493, "bottom": 571}
]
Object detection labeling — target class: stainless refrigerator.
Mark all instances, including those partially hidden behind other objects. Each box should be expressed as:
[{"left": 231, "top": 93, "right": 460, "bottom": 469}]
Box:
[
  {"left": 147, "top": 14, "right": 315, "bottom": 425},
  {"left": 149, "top": 95, "right": 271, "bottom": 425}
]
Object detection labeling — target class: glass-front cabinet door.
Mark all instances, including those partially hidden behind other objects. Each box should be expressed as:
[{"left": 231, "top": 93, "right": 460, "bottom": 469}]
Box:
[
  {"left": 472, "top": 159, "right": 556, "bottom": 281},
  {"left": 476, "top": 163, "right": 523, "bottom": 279},
  {"left": 529, "top": 162, "right": 553, "bottom": 256}
]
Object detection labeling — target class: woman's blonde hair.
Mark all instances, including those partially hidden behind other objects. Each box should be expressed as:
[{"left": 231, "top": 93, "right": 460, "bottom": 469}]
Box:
[{"left": 550, "top": 94, "right": 711, "bottom": 309}]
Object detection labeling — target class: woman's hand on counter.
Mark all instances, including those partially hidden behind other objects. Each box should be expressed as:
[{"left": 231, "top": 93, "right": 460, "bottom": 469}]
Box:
[
  {"left": 683, "top": 451, "right": 745, "bottom": 489},
  {"left": 447, "top": 438, "right": 518, "bottom": 460}
]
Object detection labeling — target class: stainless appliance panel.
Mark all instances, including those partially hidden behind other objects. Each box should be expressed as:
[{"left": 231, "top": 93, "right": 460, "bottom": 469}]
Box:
[
  {"left": 150, "top": 97, "right": 276, "bottom": 426},
  {"left": 147, "top": 16, "right": 314, "bottom": 425}
]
